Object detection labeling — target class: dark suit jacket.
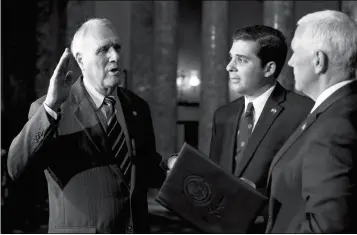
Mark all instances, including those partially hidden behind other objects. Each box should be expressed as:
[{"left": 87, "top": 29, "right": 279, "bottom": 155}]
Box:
[
  {"left": 266, "top": 80, "right": 357, "bottom": 233},
  {"left": 209, "top": 82, "right": 313, "bottom": 192},
  {"left": 7, "top": 78, "right": 165, "bottom": 233}
]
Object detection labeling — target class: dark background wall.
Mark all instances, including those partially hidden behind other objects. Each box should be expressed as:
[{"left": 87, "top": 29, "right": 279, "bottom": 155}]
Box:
[{"left": 2, "top": 1, "right": 42, "bottom": 232}]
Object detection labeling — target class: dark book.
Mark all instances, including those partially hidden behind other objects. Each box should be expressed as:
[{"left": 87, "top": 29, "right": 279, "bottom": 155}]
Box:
[{"left": 156, "top": 143, "right": 268, "bottom": 233}]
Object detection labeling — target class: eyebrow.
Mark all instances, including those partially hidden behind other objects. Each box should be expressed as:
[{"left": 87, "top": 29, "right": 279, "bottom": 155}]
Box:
[
  {"left": 96, "top": 42, "right": 121, "bottom": 54},
  {"left": 229, "top": 53, "right": 250, "bottom": 59}
]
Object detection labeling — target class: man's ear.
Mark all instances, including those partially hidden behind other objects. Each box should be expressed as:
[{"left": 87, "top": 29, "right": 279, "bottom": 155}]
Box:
[
  {"left": 75, "top": 53, "right": 84, "bottom": 71},
  {"left": 313, "top": 50, "right": 328, "bottom": 75},
  {"left": 264, "top": 61, "right": 276, "bottom": 78}
]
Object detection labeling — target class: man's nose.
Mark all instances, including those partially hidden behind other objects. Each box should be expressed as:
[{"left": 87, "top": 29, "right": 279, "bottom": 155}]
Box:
[
  {"left": 108, "top": 47, "right": 120, "bottom": 62},
  {"left": 288, "top": 55, "right": 293, "bottom": 67},
  {"left": 226, "top": 59, "right": 236, "bottom": 72}
]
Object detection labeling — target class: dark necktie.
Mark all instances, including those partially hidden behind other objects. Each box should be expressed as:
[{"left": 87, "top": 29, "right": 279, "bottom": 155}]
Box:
[
  {"left": 234, "top": 102, "right": 255, "bottom": 175},
  {"left": 103, "top": 97, "right": 131, "bottom": 180}
]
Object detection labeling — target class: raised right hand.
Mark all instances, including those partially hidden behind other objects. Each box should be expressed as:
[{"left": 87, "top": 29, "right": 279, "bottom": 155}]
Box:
[{"left": 44, "top": 48, "right": 74, "bottom": 110}]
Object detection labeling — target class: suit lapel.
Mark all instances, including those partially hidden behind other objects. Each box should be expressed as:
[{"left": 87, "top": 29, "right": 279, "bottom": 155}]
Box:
[
  {"left": 267, "top": 80, "right": 357, "bottom": 186},
  {"left": 71, "top": 78, "right": 107, "bottom": 153},
  {"left": 235, "top": 83, "right": 285, "bottom": 177},
  {"left": 222, "top": 100, "right": 244, "bottom": 172},
  {"left": 116, "top": 88, "right": 134, "bottom": 158},
  {"left": 266, "top": 112, "right": 317, "bottom": 185}
]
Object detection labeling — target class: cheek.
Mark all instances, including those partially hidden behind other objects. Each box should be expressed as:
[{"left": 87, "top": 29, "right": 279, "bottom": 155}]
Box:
[
  {"left": 91, "top": 60, "right": 107, "bottom": 74},
  {"left": 240, "top": 66, "right": 259, "bottom": 85},
  {"left": 245, "top": 64, "right": 261, "bottom": 77},
  {"left": 294, "top": 54, "right": 309, "bottom": 67}
]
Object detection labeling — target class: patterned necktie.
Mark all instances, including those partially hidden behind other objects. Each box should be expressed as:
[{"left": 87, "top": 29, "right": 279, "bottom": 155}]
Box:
[
  {"left": 234, "top": 102, "right": 255, "bottom": 175},
  {"left": 244, "top": 102, "right": 254, "bottom": 134},
  {"left": 103, "top": 97, "right": 131, "bottom": 180}
]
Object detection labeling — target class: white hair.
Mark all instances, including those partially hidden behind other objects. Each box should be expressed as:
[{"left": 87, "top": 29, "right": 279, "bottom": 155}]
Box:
[
  {"left": 297, "top": 10, "right": 357, "bottom": 75},
  {"left": 70, "top": 18, "right": 117, "bottom": 57}
]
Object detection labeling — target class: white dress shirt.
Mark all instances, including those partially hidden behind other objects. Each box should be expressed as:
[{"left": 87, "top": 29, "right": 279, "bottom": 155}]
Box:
[
  {"left": 310, "top": 80, "right": 354, "bottom": 114},
  {"left": 244, "top": 84, "right": 276, "bottom": 132}
]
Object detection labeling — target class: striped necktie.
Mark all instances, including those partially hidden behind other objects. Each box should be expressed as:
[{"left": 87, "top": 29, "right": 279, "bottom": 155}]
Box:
[{"left": 103, "top": 97, "right": 131, "bottom": 180}]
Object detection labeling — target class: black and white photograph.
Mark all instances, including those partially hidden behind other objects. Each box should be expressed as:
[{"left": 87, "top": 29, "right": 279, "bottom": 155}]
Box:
[{"left": 1, "top": 0, "right": 357, "bottom": 233}]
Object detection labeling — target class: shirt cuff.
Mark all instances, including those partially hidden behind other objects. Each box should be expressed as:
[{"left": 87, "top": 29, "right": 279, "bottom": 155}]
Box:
[{"left": 43, "top": 102, "right": 59, "bottom": 120}]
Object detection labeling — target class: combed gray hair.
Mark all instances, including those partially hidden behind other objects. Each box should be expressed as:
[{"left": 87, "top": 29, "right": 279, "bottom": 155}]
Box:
[
  {"left": 297, "top": 10, "right": 357, "bottom": 75},
  {"left": 70, "top": 18, "right": 117, "bottom": 58}
]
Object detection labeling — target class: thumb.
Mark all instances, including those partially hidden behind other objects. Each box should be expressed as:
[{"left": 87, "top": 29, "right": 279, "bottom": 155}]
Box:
[{"left": 65, "top": 71, "right": 74, "bottom": 85}]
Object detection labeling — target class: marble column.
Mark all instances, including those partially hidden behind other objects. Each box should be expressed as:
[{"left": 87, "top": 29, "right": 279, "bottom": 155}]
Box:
[
  {"left": 263, "top": 1, "right": 295, "bottom": 91},
  {"left": 341, "top": 1, "right": 357, "bottom": 23},
  {"left": 199, "top": 1, "right": 229, "bottom": 155},
  {"left": 153, "top": 1, "right": 179, "bottom": 158},
  {"left": 129, "top": 1, "right": 154, "bottom": 103}
]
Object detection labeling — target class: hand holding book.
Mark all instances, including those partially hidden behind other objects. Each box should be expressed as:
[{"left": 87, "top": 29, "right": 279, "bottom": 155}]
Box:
[{"left": 156, "top": 143, "right": 267, "bottom": 233}]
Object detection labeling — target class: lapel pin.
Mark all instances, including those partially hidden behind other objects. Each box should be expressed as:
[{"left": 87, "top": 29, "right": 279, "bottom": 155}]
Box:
[
  {"left": 271, "top": 108, "right": 277, "bottom": 114},
  {"left": 133, "top": 111, "right": 137, "bottom": 116}
]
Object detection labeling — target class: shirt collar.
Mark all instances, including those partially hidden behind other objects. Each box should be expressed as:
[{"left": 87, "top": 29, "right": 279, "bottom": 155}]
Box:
[
  {"left": 310, "top": 79, "right": 354, "bottom": 113},
  {"left": 83, "top": 77, "right": 118, "bottom": 110},
  {"left": 244, "top": 84, "right": 276, "bottom": 116}
]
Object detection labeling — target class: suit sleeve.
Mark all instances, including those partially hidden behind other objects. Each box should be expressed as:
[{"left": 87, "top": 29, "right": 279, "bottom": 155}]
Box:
[
  {"left": 142, "top": 103, "right": 166, "bottom": 188},
  {"left": 291, "top": 118, "right": 356, "bottom": 233},
  {"left": 209, "top": 109, "right": 218, "bottom": 159},
  {"left": 7, "top": 102, "right": 59, "bottom": 181}
]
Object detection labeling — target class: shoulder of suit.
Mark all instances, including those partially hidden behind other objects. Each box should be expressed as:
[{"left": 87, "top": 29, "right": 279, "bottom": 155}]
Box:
[
  {"left": 117, "top": 87, "right": 149, "bottom": 107},
  {"left": 214, "top": 96, "right": 244, "bottom": 116},
  {"left": 285, "top": 90, "right": 313, "bottom": 104},
  {"left": 284, "top": 90, "right": 314, "bottom": 109}
]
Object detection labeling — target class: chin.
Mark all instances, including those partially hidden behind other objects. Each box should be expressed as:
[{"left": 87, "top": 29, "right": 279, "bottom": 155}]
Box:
[
  {"left": 106, "top": 76, "right": 122, "bottom": 87},
  {"left": 294, "top": 80, "right": 302, "bottom": 90},
  {"left": 231, "top": 82, "right": 242, "bottom": 89}
]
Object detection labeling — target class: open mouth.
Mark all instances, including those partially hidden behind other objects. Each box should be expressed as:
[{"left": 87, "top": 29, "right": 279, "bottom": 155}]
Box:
[
  {"left": 108, "top": 68, "right": 120, "bottom": 75},
  {"left": 230, "top": 77, "right": 240, "bottom": 82}
]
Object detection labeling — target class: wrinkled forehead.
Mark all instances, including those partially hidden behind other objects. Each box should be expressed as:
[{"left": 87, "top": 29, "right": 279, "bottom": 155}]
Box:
[{"left": 83, "top": 25, "right": 121, "bottom": 49}]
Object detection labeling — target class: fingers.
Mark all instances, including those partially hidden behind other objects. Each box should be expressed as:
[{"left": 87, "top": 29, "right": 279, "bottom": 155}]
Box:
[
  {"left": 65, "top": 71, "right": 74, "bottom": 85},
  {"left": 53, "top": 48, "right": 71, "bottom": 76},
  {"left": 240, "top": 177, "right": 256, "bottom": 189},
  {"left": 167, "top": 156, "right": 178, "bottom": 170}
]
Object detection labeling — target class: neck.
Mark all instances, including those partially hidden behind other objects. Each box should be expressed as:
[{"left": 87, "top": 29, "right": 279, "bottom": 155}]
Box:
[
  {"left": 245, "top": 80, "right": 275, "bottom": 101},
  {"left": 83, "top": 76, "right": 115, "bottom": 97},
  {"left": 100, "top": 87, "right": 115, "bottom": 97},
  {"left": 309, "top": 70, "right": 351, "bottom": 101}
]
